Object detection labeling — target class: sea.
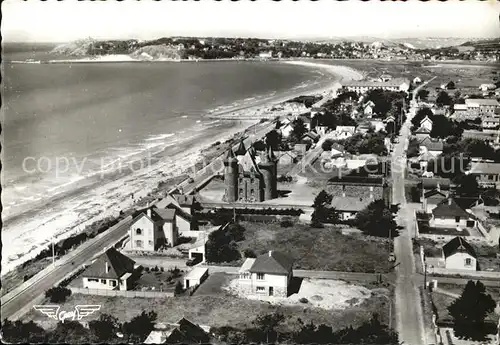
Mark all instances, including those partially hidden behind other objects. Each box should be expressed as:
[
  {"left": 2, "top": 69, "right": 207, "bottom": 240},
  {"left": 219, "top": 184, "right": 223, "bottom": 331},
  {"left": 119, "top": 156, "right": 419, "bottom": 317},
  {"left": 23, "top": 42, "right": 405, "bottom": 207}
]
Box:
[{"left": 1, "top": 43, "right": 338, "bottom": 272}]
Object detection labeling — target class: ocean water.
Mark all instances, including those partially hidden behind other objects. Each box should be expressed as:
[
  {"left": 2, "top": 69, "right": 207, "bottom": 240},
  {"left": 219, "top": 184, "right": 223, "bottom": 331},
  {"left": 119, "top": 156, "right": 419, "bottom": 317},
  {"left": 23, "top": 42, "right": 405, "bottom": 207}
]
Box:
[{"left": 1, "top": 45, "right": 339, "bottom": 271}]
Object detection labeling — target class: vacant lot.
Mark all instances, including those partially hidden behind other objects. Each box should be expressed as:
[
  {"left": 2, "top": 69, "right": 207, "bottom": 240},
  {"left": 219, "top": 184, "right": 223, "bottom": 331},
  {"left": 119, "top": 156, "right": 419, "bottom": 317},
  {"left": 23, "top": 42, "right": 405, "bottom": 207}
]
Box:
[
  {"left": 24, "top": 282, "right": 392, "bottom": 332},
  {"left": 237, "top": 221, "right": 391, "bottom": 273}
]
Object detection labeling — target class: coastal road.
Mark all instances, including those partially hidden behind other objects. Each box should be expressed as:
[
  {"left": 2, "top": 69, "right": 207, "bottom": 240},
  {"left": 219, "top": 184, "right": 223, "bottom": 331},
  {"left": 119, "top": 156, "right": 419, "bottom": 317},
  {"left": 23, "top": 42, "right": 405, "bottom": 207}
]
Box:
[
  {"left": 1, "top": 217, "right": 133, "bottom": 321},
  {"left": 391, "top": 81, "right": 435, "bottom": 345}
]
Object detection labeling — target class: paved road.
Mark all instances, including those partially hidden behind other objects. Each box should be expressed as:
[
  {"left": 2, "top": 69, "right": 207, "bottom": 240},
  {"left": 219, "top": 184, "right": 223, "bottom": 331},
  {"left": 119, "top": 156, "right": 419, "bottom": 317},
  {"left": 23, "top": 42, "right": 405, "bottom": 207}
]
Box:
[
  {"left": 392, "top": 80, "right": 435, "bottom": 345},
  {"left": 1, "top": 217, "right": 133, "bottom": 321}
]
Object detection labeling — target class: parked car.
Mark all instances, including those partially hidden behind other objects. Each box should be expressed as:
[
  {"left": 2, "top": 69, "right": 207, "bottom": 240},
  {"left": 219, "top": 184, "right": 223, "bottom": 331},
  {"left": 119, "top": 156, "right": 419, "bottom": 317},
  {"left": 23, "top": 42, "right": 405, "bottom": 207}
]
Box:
[{"left": 186, "top": 256, "right": 202, "bottom": 266}]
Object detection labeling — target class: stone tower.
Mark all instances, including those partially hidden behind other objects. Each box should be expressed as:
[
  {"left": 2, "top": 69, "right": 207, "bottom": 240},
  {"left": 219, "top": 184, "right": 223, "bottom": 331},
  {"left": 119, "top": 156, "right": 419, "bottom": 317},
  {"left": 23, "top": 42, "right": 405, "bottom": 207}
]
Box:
[
  {"left": 258, "top": 146, "right": 276, "bottom": 200},
  {"left": 223, "top": 149, "right": 238, "bottom": 202}
]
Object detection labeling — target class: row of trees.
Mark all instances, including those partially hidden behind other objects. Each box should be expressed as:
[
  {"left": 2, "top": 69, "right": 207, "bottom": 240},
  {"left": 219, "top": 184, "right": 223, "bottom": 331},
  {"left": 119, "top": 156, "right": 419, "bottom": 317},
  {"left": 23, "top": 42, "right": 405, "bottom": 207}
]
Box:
[
  {"left": 213, "top": 312, "right": 399, "bottom": 344},
  {"left": 205, "top": 223, "right": 245, "bottom": 263},
  {"left": 411, "top": 107, "right": 463, "bottom": 139},
  {"left": 1, "top": 311, "right": 157, "bottom": 344},
  {"left": 339, "top": 132, "right": 388, "bottom": 156}
]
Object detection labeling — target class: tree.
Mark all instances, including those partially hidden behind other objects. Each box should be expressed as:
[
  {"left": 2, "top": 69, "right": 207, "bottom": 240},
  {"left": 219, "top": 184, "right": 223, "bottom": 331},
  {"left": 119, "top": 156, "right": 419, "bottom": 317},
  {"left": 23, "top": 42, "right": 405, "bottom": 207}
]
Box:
[
  {"left": 430, "top": 115, "right": 463, "bottom": 139},
  {"left": 312, "top": 190, "right": 333, "bottom": 208},
  {"left": 311, "top": 190, "right": 339, "bottom": 226},
  {"left": 455, "top": 174, "right": 480, "bottom": 197},
  {"left": 175, "top": 281, "right": 183, "bottom": 295},
  {"left": 1, "top": 320, "right": 47, "bottom": 343},
  {"left": 89, "top": 314, "right": 120, "bottom": 342},
  {"left": 48, "top": 321, "right": 91, "bottom": 344},
  {"left": 436, "top": 91, "right": 453, "bottom": 107},
  {"left": 321, "top": 139, "right": 334, "bottom": 151},
  {"left": 253, "top": 311, "right": 286, "bottom": 343},
  {"left": 448, "top": 280, "right": 496, "bottom": 340},
  {"left": 417, "top": 89, "right": 429, "bottom": 101},
  {"left": 265, "top": 129, "right": 281, "bottom": 150},
  {"left": 45, "top": 286, "right": 71, "bottom": 303},
  {"left": 407, "top": 138, "right": 420, "bottom": 158},
  {"left": 411, "top": 107, "right": 434, "bottom": 128},
  {"left": 291, "top": 118, "right": 307, "bottom": 142},
  {"left": 354, "top": 200, "right": 397, "bottom": 237},
  {"left": 122, "top": 311, "right": 157, "bottom": 343},
  {"left": 446, "top": 80, "right": 456, "bottom": 90},
  {"left": 205, "top": 225, "right": 242, "bottom": 263}
]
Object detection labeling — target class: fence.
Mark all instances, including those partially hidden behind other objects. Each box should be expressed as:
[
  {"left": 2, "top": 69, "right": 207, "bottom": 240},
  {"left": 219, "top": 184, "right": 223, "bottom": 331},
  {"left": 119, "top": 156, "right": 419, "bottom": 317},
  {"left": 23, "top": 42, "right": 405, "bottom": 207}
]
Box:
[
  {"left": 70, "top": 287, "right": 174, "bottom": 298},
  {"left": 427, "top": 267, "right": 500, "bottom": 280}
]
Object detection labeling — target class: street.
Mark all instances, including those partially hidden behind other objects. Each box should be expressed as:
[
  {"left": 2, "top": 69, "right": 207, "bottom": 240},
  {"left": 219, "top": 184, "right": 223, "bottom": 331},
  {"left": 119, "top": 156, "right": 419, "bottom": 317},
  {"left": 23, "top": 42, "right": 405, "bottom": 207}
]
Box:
[{"left": 391, "top": 79, "right": 435, "bottom": 345}]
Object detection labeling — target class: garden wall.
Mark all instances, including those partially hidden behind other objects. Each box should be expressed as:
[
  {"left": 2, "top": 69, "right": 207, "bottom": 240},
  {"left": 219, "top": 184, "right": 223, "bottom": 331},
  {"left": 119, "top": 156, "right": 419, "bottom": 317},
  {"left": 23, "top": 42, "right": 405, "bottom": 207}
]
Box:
[{"left": 70, "top": 287, "right": 174, "bottom": 298}]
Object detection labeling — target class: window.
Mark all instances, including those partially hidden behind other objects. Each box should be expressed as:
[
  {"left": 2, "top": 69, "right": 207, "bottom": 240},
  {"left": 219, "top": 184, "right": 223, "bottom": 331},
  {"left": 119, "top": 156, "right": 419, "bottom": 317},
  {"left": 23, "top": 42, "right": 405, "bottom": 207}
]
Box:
[
  {"left": 455, "top": 216, "right": 460, "bottom": 223},
  {"left": 465, "top": 258, "right": 472, "bottom": 266},
  {"left": 257, "top": 273, "right": 264, "bottom": 280},
  {"left": 240, "top": 273, "right": 250, "bottom": 280},
  {"left": 251, "top": 178, "right": 254, "bottom": 184},
  {"left": 88, "top": 278, "right": 99, "bottom": 282},
  {"left": 110, "top": 280, "right": 117, "bottom": 287},
  {"left": 250, "top": 189, "right": 255, "bottom": 196},
  {"left": 101, "top": 279, "right": 106, "bottom": 284},
  {"left": 135, "top": 228, "right": 142, "bottom": 235},
  {"left": 256, "top": 286, "right": 265, "bottom": 292},
  {"left": 239, "top": 188, "right": 244, "bottom": 195},
  {"left": 149, "top": 240, "right": 153, "bottom": 246},
  {"left": 135, "top": 240, "right": 143, "bottom": 248}
]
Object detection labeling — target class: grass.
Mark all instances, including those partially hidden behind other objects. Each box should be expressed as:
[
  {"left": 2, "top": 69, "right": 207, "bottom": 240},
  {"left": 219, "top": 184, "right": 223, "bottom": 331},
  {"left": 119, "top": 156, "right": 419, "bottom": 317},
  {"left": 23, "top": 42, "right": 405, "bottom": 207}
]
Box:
[
  {"left": 432, "top": 283, "right": 500, "bottom": 323},
  {"left": 237, "top": 221, "right": 391, "bottom": 273},
  {"left": 24, "top": 277, "right": 392, "bottom": 331}
]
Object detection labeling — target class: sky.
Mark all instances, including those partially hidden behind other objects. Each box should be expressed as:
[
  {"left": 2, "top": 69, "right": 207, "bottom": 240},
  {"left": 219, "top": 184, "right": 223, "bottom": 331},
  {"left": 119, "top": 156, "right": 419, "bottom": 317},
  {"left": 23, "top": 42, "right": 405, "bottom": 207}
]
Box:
[{"left": 2, "top": 0, "right": 500, "bottom": 42}]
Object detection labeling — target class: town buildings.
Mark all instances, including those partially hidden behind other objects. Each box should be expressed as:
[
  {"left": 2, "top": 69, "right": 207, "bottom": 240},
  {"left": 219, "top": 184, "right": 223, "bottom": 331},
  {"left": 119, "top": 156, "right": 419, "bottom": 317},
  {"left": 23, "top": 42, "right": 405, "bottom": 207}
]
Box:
[
  {"left": 430, "top": 198, "right": 476, "bottom": 229},
  {"left": 81, "top": 248, "right": 136, "bottom": 291},
  {"left": 128, "top": 208, "right": 179, "bottom": 251},
  {"left": 442, "top": 237, "right": 477, "bottom": 271},
  {"left": 223, "top": 142, "right": 278, "bottom": 202},
  {"left": 238, "top": 251, "right": 294, "bottom": 297},
  {"left": 340, "top": 78, "right": 410, "bottom": 94},
  {"left": 467, "top": 162, "right": 500, "bottom": 190}
]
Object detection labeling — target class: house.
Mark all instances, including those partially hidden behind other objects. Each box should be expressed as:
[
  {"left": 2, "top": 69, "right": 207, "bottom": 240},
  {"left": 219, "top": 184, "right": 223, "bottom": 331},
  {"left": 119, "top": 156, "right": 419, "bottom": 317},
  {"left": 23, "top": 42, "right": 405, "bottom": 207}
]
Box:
[
  {"left": 333, "top": 126, "right": 356, "bottom": 140},
  {"left": 413, "top": 76, "right": 422, "bottom": 84},
  {"left": 279, "top": 121, "right": 294, "bottom": 138},
  {"left": 238, "top": 250, "right": 294, "bottom": 297},
  {"left": 479, "top": 83, "right": 497, "bottom": 92},
  {"left": 417, "top": 151, "right": 435, "bottom": 171},
  {"left": 419, "top": 137, "right": 443, "bottom": 157},
  {"left": 341, "top": 78, "right": 411, "bottom": 94},
  {"left": 415, "top": 126, "right": 431, "bottom": 140},
  {"left": 301, "top": 131, "right": 320, "bottom": 144},
  {"left": 379, "top": 74, "right": 393, "bottom": 82},
  {"left": 462, "top": 130, "right": 498, "bottom": 142},
  {"left": 259, "top": 51, "right": 273, "bottom": 59},
  {"left": 187, "top": 231, "right": 208, "bottom": 263},
  {"left": 465, "top": 98, "right": 499, "bottom": 115},
  {"left": 330, "top": 196, "right": 373, "bottom": 220},
  {"left": 421, "top": 177, "right": 452, "bottom": 193},
  {"left": 128, "top": 207, "right": 178, "bottom": 251},
  {"left": 145, "top": 318, "right": 210, "bottom": 344},
  {"left": 363, "top": 101, "right": 375, "bottom": 116},
  {"left": 330, "top": 143, "right": 346, "bottom": 158},
  {"left": 482, "top": 117, "right": 500, "bottom": 129},
  {"left": 155, "top": 194, "right": 198, "bottom": 234},
  {"left": 420, "top": 116, "right": 433, "bottom": 131},
  {"left": 422, "top": 188, "right": 448, "bottom": 212},
  {"left": 442, "top": 237, "right": 477, "bottom": 271},
  {"left": 275, "top": 150, "right": 298, "bottom": 165},
  {"left": 183, "top": 267, "right": 208, "bottom": 289},
  {"left": 369, "top": 120, "right": 386, "bottom": 132},
  {"left": 430, "top": 198, "right": 476, "bottom": 228},
  {"left": 327, "top": 176, "right": 391, "bottom": 206},
  {"left": 297, "top": 114, "right": 312, "bottom": 131},
  {"left": 356, "top": 122, "right": 373, "bottom": 134},
  {"left": 82, "top": 248, "right": 136, "bottom": 291},
  {"left": 467, "top": 162, "right": 500, "bottom": 189}
]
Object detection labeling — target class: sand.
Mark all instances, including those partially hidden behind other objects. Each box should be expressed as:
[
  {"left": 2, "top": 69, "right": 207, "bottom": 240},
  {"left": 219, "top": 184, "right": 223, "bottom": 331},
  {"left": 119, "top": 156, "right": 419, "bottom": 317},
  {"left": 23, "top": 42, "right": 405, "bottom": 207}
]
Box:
[{"left": 1, "top": 60, "right": 364, "bottom": 275}]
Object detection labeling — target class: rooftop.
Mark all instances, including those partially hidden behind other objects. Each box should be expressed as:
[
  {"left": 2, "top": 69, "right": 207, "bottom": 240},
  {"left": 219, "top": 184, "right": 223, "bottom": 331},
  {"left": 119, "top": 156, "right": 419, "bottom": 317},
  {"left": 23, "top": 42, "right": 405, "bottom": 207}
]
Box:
[
  {"left": 465, "top": 98, "right": 500, "bottom": 107},
  {"left": 342, "top": 77, "right": 410, "bottom": 88},
  {"left": 249, "top": 251, "right": 294, "bottom": 275},
  {"left": 152, "top": 207, "right": 176, "bottom": 222},
  {"left": 184, "top": 267, "right": 208, "bottom": 281},
  {"left": 468, "top": 162, "right": 500, "bottom": 175},
  {"left": 443, "top": 236, "right": 477, "bottom": 259},
  {"left": 432, "top": 198, "right": 470, "bottom": 219},
  {"left": 82, "top": 248, "right": 135, "bottom": 280},
  {"left": 330, "top": 197, "right": 373, "bottom": 212}
]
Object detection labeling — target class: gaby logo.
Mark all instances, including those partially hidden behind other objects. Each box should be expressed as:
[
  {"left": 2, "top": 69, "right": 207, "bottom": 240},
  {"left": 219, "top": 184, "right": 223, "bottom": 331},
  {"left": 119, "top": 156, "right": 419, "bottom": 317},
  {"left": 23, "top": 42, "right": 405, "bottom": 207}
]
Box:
[{"left": 33, "top": 305, "right": 101, "bottom": 323}]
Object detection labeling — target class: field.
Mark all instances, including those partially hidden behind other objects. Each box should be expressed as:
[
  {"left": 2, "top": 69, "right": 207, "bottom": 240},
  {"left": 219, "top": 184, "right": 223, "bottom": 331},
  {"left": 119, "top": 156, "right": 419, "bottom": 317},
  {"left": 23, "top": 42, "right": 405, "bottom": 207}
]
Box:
[
  {"left": 237, "top": 221, "right": 391, "bottom": 273},
  {"left": 25, "top": 273, "right": 393, "bottom": 332}
]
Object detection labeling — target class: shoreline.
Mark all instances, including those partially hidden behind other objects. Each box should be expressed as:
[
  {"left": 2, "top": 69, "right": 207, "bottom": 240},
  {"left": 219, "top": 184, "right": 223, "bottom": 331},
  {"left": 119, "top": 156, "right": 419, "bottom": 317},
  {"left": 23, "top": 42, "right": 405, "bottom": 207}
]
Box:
[{"left": 1, "top": 60, "right": 364, "bottom": 275}]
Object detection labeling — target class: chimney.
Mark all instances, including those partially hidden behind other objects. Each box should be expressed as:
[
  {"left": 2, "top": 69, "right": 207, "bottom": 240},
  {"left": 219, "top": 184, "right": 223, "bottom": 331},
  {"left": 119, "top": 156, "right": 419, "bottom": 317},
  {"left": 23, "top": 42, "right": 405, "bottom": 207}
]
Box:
[
  {"left": 342, "top": 192, "right": 346, "bottom": 198},
  {"left": 105, "top": 261, "right": 109, "bottom": 274},
  {"left": 268, "top": 250, "right": 272, "bottom": 257},
  {"left": 370, "top": 192, "right": 374, "bottom": 199},
  {"left": 448, "top": 198, "right": 452, "bottom": 206},
  {"left": 147, "top": 208, "right": 152, "bottom": 218}
]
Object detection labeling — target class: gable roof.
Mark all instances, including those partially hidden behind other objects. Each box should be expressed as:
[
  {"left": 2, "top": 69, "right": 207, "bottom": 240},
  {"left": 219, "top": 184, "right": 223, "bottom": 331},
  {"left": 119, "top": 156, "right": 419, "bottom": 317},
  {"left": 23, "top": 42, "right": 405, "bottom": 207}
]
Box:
[
  {"left": 249, "top": 251, "right": 294, "bottom": 275},
  {"left": 166, "top": 203, "right": 193, "bottom": 221},
  {"left": 155, "top": 194, "right": 180, "bottom": 209},
  {"left": 421, "top": 177, "right": 451, "bottom": 190},
  {"left": 443, "top": 237, "right": 477, "bottom": 258},
  {"left": 330, "top": 197, "right": 372, "bottom": 212},
  {"left": 432, "top": 198, "right": 470, "bottom": 219},
  {"left": 131, "top": 212, "right": 155, "bottom": 227},
  {"left": 419, "top": 137, "right": 443, "bottom": 151},
  {"left": 331, "top": 143, "right": 345, "bottom": 152},
  {"left": 151, "top": 207, "right": 176, "bottom": 222},
  {"left": 234, "top": 140, "right": 247, "bottom": 156},
  {"left": 424, "top": 189, "right": 447, "bottom": 199},
  {"left": 174, "top": 194, "right": 196, "bottom": 207},
  {"left": 420, "top": 116, "right": 433, "bottom": 125},
  {"left": 415, "top": 126, "right": 431, "bottom": 134},
  {"left": 82, "top": 248, "right": 135, "bottom": 279},
  {"left": 468, "top": 162, "right": 500, "bottom": 175}
]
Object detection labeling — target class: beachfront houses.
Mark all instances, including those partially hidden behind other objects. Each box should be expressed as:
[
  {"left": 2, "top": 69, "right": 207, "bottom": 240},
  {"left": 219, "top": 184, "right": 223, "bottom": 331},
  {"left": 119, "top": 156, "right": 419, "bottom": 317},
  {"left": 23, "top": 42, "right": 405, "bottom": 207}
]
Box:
[
  {"left": 340, "top": 78, "right": 411, "bottom": 94},
  {"left": 238, "top": 251, "right": 294, "bottom": 298},
  {"left": 81, "top": 248, "right": 136, "bottom": 291}
]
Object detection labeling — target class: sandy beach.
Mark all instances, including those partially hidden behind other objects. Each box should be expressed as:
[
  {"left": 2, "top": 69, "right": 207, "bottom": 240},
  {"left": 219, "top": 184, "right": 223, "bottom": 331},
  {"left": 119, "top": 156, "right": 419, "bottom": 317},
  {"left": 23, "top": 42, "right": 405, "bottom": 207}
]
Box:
[{"left": 1, "top": 60, "right": 364, "bottom": 275}]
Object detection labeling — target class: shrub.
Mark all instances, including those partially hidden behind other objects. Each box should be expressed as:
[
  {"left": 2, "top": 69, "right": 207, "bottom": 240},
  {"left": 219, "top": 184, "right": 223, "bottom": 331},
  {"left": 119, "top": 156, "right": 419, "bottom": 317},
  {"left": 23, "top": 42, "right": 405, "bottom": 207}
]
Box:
[
  {"left": 174, "top": 281, "right": 183, "bottom": 295},
  {"left": 244, "top": 249, "right": 257, "bottom": 258},
  {"left": 299, "top": 297, "right": 309, "bottom": 304},
  {"left": 280, "top": 219, "right": 294, "bottom": 228},
  {"left": 145, "top": 267, "right": 150, "bottom": 272},
  {"left": 160, "top": 267, "right": 164, "bottom": 272},
  {"left": 171, "top": 267, "right": 181, "bottom": 278},
  {"left": 45, "top": 287, "right": 71, "bottom": 303},
  {"left": 154, "top": 266, "right": 159, "bottom": 272}
]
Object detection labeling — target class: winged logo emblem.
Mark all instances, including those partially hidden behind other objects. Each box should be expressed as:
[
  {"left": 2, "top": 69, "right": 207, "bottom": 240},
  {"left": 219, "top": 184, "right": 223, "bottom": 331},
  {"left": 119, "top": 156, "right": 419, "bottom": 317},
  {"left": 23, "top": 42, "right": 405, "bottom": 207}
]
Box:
[{"left": 33, "top": 304, "right": 101, "bottom": 323}]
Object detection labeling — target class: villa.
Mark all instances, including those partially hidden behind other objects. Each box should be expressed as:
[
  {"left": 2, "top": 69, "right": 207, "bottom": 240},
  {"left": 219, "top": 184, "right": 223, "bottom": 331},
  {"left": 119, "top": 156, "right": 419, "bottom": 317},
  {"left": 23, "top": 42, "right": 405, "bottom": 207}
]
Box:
[
  {"left": 442, "top": 237, "right": 477, "bottom": 271},
  {"left": 238, "top": 250, "right": 294, "bottom": 297}
]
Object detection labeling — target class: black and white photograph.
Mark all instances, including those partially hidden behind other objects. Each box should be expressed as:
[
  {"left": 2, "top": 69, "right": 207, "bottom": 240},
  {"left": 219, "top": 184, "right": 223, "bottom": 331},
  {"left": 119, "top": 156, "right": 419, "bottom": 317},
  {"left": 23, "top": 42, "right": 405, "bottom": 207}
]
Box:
[{"left": 1, "top": 1, "right": 500, "bottom": 344}]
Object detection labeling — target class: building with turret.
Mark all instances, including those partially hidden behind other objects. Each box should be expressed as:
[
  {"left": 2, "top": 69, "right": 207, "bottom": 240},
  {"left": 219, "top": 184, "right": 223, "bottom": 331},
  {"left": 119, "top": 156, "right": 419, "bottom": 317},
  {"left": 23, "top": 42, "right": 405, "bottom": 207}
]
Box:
[{"left": 223, "top": 141, "right": 278, "bottom": 202}]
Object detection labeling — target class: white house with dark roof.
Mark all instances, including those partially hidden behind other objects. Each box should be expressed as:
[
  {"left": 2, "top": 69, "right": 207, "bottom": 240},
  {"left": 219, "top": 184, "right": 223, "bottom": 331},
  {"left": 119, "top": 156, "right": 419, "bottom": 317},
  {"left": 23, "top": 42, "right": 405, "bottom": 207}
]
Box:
[
  {"left": 238, "top": 251, "right": 294, "bottom": 297},
  {"left": 467, "top": 162, "right": 500, "bottom": 190},
  {"left": 430, "top": 198, "right": 476, "bottom": 229},
  {"left": 419, "top": 137, "right": 443, "bottom": 157},
  {"left": 128, "top": 207, "right": 178, "bottom": 252},
  {"left": 442, "top": 236, "right": 477, "bottom": 271},
  {"left": 420, "top": 116, "right": 433, "bottom": 131},
  {"left": 82, "top": 248, "right": 136, "bottom": 291}
]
